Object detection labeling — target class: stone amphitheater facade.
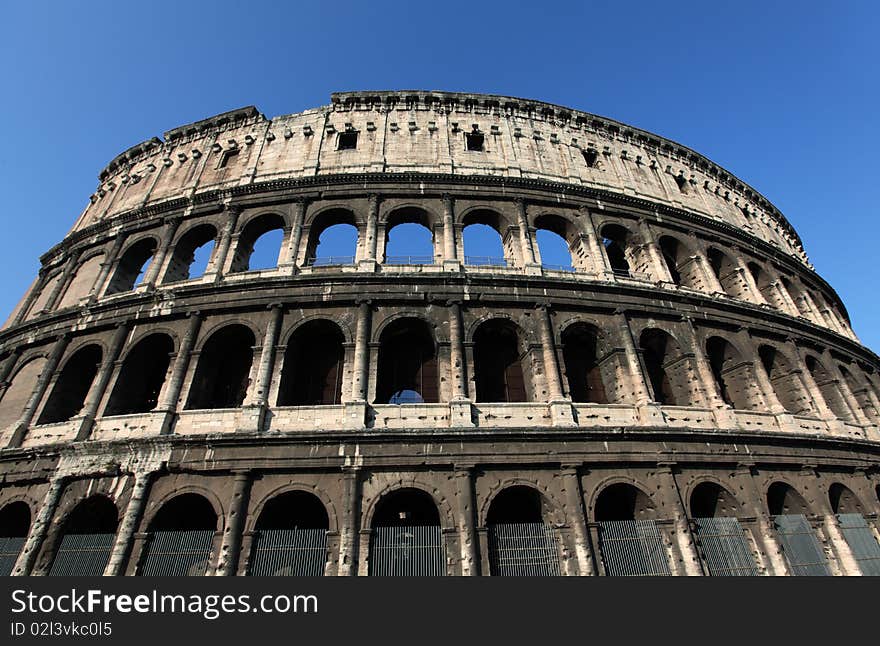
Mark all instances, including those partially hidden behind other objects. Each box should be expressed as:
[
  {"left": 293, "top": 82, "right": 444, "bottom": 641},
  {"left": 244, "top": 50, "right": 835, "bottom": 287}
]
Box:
[{"left": 0, "top": 90, "right": 879, "bottom": 577}]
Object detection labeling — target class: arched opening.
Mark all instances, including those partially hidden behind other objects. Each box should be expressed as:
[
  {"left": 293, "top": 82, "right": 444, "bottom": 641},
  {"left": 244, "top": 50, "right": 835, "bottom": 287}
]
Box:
[
  {"left": 561, "top": 323, "right": 608, "bottom": 403},
  {"left": 248, "top": 491, "right": 329, "bottom": 576},
  {"left": 277, "top": 321, "right": 344, "bottom": 406},
  {"left": 534, "top": 215, "right": 575, "bottom": 272},
  {"left": 375, "top": 318, "right": 438, "bottom": 404},
  {"left": 747, "top": 263, "right": 782, "bottom": 310},
  {"left": 163, "top": 224, "right": 217, "bottom": 282},
  {"left": 0, "top": 357, "right": 46, "bottom": 430},
  {"left": 600, "top": 224, "right": 631, "bottom": 277},
  {"left": 462, "top": 209, "right": 512, "bottom": 268},
  {"left": 104, "top": 334, "right": 174, "bottom": 416},
  {"left": 638, "top": 329, "right": 686, "bottom": 406},
  {"left": 805, "top": 355, "right": 853, "bottom": 421},
  {"left": 48, "top": 496, "right": 118, "bottom": 576},
  {"left": 706, "top": 247, "right": 746, "bottom": 299},
  {"left": 384, "top": 209, "right": 434, "bottom": 265},
  {"left": 139, "top": 493, "right": 217, "bottom": 576},
  {"left": 37, "top": 345, "right": 102, "bottom": 424},
  {"left": 486, "top": 486, "right": 560, "bottom": 576},
  {"left": 105, "top": 238, "right": 157, "bottom": 295},
  {"left": 473, "top": 319, "right": 528, "bottom": 403},
  {"left": 781, "top": 276, "right": 815, "bottom": 320},
  {"left": 0, "top": 501, "right": 31, "bottom": 576},
  {"left": 594, "top": 483, "right": 670, "bottom": 576},
  {"left": 689, "top": 482, "right": 759, "bottom": 576},
  {"left": 658, "top": 236, "right": 702, "bottom": 290},
  {"left": 840, "top": 366, "right": 879, "bottom": 423},
  {"left": 705, "top": 337, "right": 760, "bottom": 410},
  {"left": 369, "top": 488, "right": 444, "bottom": 576},
  {"left": 305, "top": 209, "right": 358, "bottom": 266},
  {"left": 829, "top": 483, "right": 880, "bottom": 575},
  {"left": 229, "top": 213, "right": 286, "bottom": 272},
  {"left": 766, "top": 482, "right": 829, "bottom": 576},
  {"left": 757, "top": 345, "right": 809, "bottom": 415},
  {"left": 185, "top": 325, "right": 255, "bottom": 410}
]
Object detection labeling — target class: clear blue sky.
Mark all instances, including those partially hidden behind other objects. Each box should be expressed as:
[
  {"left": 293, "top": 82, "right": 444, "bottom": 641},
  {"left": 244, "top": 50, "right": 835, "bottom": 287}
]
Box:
[{"left": 1, "top": 1, "right": 877, "bottom": 350}]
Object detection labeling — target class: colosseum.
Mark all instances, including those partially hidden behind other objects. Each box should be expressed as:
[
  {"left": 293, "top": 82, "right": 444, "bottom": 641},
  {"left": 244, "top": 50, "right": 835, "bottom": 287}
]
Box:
[{"left": 0, "top": 90, "right": 878, "bottom": 577}]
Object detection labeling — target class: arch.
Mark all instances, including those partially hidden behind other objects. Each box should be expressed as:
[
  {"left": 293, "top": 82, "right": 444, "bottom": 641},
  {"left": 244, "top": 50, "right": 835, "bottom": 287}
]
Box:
[
  {"left": 658, "top": 235, "right": 701, "bottom": 290},
  {"left": 828, "top": 483, "right": 865, "bottom": 515},
  {"left": 248, "top": 490, "right": 330, "bottom": 576},
  {"left": 805, "top": 355, "right": 853, "bottom": 421},
  {"left": 185, "top": 325, "right": 255, "bottom": 410},
  {"left": 462, "top": 221, "right": 506, "bottom": 267},
  {"left": 0, "top": 356, "right": 47, "bottom": 429},
  {"left": 48, "top": 495, "right": 119, "bottom": 576},
  {"left": 139, "top": 492, "right": 218, "bottom": 577},
  {"left": 383, "top": 207, "right": 434, "bottom": 264},
  {"left": 757, "top": 344, "right": 809, "bottom": 415},
  {"left": 485, "top": 485, "right": 561, "bottom": 576},
  {"left": 561, "top": 322, "right": 608, "bottom": 403},
  {"left": 37, "top": 344, "right": 102, "bottom": 424},
  {"left": 304, "top": 208, "right": 358, "bottom": 266},
  {"left": 534, "top": 214, "right": 575, "bottom": 271},
  {"left": 599, "top": 223, "right": 632, "bottom": 277},
  {"left": 473, "top": 318, "right": 528, "bottom": 402},
  {"left": 104, "top": 333, "right": 174, "bottom": 416},
  {"left": 705, "top": 336, "right": 759, "bottom": 410},
  {"left": 277, "top": 319, "right": 345, "bottom": 406},
  {"left": 838, "top": 365, "right": 875, "bottom": 421},
  {"left": 689, "top": 481, "right": 743, "bottom": 518},
  {"left": 766, "top": 480, "right": 830, "bottom": 575},
  {"left": 163, "top": 223, "right": 217, "bottom": 282},
  {"left": 57, "top": 252, "right": 105, "bottom": 309},
  {"left": 0, "top": 501, "right": 31, "bottom": 576},
  {"left": 105, "top": 237, "right": 157, "bottom": 295},
  {"left": 766, "top": 481, "right": 811, "bottom": 516},
  {"left": 638, "top": 328, "right": 687, "bottom": 406},
  {"left": 706, "top": 247, "right": 746, "bottom": 299},
  {"left": 594, "top": 482, "right": 658, "bottom": 521},
  {"left": 368, "top": 487, "right": 445, "bottom": 576},
  {"left": 229, "top": 212, "right": 286, "bottom": 272},
  {"left": 688, "top": 481, "right": 759, "bottom": 576},
  {"left": 375, "top": 317, "right": 438, "bottom": 404}
]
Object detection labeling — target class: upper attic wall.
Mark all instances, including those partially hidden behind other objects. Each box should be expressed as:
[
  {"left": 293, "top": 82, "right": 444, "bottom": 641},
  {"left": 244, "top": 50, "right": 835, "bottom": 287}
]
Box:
[{"left": 72, "top": 91, "right": 808, "bottom": 265}]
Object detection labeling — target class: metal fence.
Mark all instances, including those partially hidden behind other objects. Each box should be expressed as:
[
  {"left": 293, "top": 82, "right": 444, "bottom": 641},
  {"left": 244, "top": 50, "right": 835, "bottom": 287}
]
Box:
[
  {"left": 464, "top": 255, "right": 508, "bottom": 267},
  {"left": 837, "top": 513, "right": 880, "bottom": 576},
  {"left": 138, "top": 530, "right": 215, "bottom": 577},
  {"left": 597, "top": 519, "right": 671, "bottom": 576},
  {"left": 692, "top": 517, "right": 761, "bottom": 576},
  {"left": 488, "top": 522, "right": 561, "bottom": 576},
  {"left": 369, "top": 525, "right": 446, "bottom": 576},
  {"left": 773, "top": 514, "right": 830, "bottom": 576},
  {"left": 307, "top": 256, "right": 355, "bottom": 267},
  {"left": 248, "top": 529, "right": 328, "bottom": 576},
  {"left": 384, "top": 255, "right": 435, "bottom": 266},
  {"left": 0, "top": 537, "right": 26, "bottom": 576},
  {"left": 541, "top": 263, "right": 575, "bottom": 272},
  {"left": 47, "top": 533, "right": 115, "bottom": 576}
]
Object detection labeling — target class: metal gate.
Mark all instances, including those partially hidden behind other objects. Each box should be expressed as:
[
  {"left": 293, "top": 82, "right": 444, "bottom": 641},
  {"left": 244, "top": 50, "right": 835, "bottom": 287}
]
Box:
[
  {"left": 597, "top": 519, "right": 671, "bottom": 576},
  {"left": 138, "top": 530, "right": 215, "bottom": 576},
  {"left": 773, "top": 514, "right": 830, "bottom": 576},
  {"left": 248, "top": 528, "right": 328, "bottom": 576},
  {"left": 0, "top": 536, "right": 26, "bottom": 576},
  {"left": 369, "top": 525, "right": 446, "bottom": 576},
  {"left": 488, "top": 522, "right": 561, "bottom": 576},
  {"left": 836, "top": 513, "right": 880, "bottom": 576},
  {"left": 47, "top": 533, "right": 115, "bottom": 576},
  {"left": 693, "top": 517, "right": 760, "bottom": 576}
]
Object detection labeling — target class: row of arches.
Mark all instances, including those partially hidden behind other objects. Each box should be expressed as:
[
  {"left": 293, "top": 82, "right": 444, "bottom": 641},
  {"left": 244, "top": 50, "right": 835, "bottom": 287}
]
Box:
[
  {"left": 3, "top": 477, "right": 878, "bottom": 576},
  {"left": 2, "top": 314, "right": 878, "bottom": 434}
]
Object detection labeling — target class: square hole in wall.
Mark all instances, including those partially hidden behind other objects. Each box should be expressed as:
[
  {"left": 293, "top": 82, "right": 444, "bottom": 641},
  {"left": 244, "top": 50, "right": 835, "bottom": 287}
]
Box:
[
  {"left": 338, "top": 131, "right": 358, "bottom": 150},
  {"left": 466, "top": 132, "right": 484, "bottom": 151}
]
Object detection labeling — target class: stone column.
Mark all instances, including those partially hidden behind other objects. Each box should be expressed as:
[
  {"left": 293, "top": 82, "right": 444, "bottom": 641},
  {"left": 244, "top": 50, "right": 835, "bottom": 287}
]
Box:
[
  {"left": 828, "top": 355, "right": 870, "bottom": 426},
  {"left": 282, "top": 199, "right": 307, "bottom": 270},
  {"left": 75, "top": 323, "right": 131, "bottom": 441},
  {"left": 515, "top": 199, "right": 539, "bottom": 273},
  {"left": 579, "top": 206, "right": 611, "bottom": 276},
  {"left": 142, "top": 217, "right": 181, "bottom": 287},
  {"left": 734, "top": 464, "right": 788, "bottom": 575},
  {"left": 684, "top": 318, "right": 736, "bottom": 427},
  {"left": 88, "top": 236, "right": 126, "bottom": 301},
  {"left": 13, "top": 478, "right": 65, "bottom": 576},
  {"left": 637, "top": 220, "right": 674, "bottom": 283},
  {"left": 803, "top": 471, "right": 862, "bottom": 576},
  {"left": 216, "top": 471, "right": 252, "bottom": 576},
  {"left": 734, "top": 255, "right": 767, "bottom": 304},
  {"left": 790, "top": 343, "right": 836, "bottom": 422},
  {"left": 104, "top": 471, "right": 152, "bottom": 576},
  {"left": 359, "top": 194, "right": 380, "bottom": 271},
  {"left": 350, "top": 301, "right": 371, "bottom": 402},
  {"left": 454, "top": 466, "right": 479, "bottom": 575},
  {"left": 242, "top": 304, "right": 283, "bottom": 432},
  {"left": 539, "top": 306, "right": 575, "bottom": 426},
  {"left": 8, "top": 334, "right": 71, "bottom": 448},
  {"left": 207, "top": 206, "right": 241, "bottom": 281},
  {"left": 561, "top": 466, "right": 595, "bottom": 576},
  {"left": 158, "top": 312, "right": 203, "bottom": 435},
  {"left": 337, "top": 466, "right": 361, "bottom": 576},
  {"left": 448, "top": 302, "right": 468, "bottom": 399},
  {"left": 656, "top": 464, "right": 704, "bottom": 576},
  {"left": 441, "top": 194, "right": 460, "bottom": 271},
  {"left": 696, "top": 252, "right": 725, "bottom": 295},
  {"left": 615, "top": 312, "right": 662, "bottom": 424},
  {"left": 0, "top": 348, "right": 22, "bottom": 400}
]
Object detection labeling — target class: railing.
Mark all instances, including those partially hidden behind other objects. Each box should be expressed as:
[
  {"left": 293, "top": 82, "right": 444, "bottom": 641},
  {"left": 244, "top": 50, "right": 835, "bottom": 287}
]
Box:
[
  {"left": 597, "top": 519, "right": 671, "bottom": 576},
  {"left": 488, "top": 522, "right": 561, "bottom": 576},
  {"left": 138, "top": 529, "right": 214, "bottom": 577},
  {"left": 384, "top": 255, "right": 435, "bottom": 265},
  {"left": 307, "top": 256, "right": 355, "bottom": 267},
  {"left": 541, "top": 263, "right": 575, "bottom": 272},
  {"left": 248, "top": 528, "right": 328, "bottom": 576},
  {"left": 0, "top": 536, "right": 26, "bottom": 576},
  {"left": 47, "top": 532, "right": 115, "bottom": 576},
  {"left": 772, "top": 514, "right": 830, "bottom": 576},
  {"left": 464, "top": 255, "right": 508, "bottom": 267},
  {"left": 369, "top": 525, "right": 446, "bottom": 576},
  {"left": 692, "top": 517, "right": 760, "bottom": 576}
]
